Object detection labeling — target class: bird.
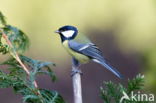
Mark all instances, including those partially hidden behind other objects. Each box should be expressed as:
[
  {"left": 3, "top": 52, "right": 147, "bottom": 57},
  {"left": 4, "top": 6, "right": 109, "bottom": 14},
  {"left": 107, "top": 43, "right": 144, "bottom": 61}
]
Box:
[{"left": 55, "top": 25, "right": 123, "bottom": 79}]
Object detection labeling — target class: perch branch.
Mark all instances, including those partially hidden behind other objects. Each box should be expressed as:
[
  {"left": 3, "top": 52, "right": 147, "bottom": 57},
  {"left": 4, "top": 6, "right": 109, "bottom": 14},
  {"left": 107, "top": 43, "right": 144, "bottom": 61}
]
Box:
[{"left": 72, "top": 66, "right": 83, "bottom": 103}]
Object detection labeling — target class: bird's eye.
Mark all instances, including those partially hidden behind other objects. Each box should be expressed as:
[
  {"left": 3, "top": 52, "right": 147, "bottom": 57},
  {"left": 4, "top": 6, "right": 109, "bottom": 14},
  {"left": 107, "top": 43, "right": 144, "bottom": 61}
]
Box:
[{"left": 60, "top": 29, "right": 65, "bottom": 32}]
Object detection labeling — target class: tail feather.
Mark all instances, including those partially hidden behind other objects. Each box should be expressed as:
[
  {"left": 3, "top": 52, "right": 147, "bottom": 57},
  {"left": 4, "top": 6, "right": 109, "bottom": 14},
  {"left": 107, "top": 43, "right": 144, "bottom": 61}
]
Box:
[{"left": 93, "top": 59, "right": 123, "bottom": 79}]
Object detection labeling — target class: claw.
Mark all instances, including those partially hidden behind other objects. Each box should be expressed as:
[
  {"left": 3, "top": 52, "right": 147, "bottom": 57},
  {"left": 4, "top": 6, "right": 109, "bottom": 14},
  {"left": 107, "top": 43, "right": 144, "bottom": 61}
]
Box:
[{"left": 71, "top": 67, "right": 83, "bottom": 77}]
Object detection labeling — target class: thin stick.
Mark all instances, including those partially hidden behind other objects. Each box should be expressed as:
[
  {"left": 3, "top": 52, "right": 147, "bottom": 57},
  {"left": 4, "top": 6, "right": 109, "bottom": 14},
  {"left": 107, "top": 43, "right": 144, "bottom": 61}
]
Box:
[
  {"left": 72, "top": 66, "right": 83, "bottom": 103},
  {"left": 0, "top": 29, "right": 38, "bottom": 88}
]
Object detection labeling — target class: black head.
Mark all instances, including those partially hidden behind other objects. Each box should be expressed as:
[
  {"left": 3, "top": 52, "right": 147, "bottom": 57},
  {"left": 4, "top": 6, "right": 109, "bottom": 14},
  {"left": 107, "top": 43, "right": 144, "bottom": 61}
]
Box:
[{"left": 55, "top": 25, "right": 78, "bottom": 42}]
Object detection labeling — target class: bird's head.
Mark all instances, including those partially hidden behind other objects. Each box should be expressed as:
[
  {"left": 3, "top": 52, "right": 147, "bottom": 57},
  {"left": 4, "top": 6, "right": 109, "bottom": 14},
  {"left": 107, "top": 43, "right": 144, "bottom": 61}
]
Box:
[{"left": 55, "top": 25, "right": 78, "bottom": 42}]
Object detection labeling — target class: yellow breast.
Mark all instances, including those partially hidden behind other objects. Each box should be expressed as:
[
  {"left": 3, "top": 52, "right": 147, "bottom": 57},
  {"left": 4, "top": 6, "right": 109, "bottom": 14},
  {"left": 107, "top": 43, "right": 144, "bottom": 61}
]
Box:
[{"left": 62, "top": 40, "right": 90, "bottom": 64}]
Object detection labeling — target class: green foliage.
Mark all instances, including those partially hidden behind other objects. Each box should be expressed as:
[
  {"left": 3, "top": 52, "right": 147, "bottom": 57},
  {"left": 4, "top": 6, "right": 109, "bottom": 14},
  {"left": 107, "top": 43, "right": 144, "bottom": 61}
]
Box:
[
  {"left": 0, "top": 11, "right": 6, "bottom": 26},
  {"left": 20, "top": 55, "right": 56, "bottom": 82},
  {"left": 0, "top": 11, "right": 29, "bottom": 55},
  {"left": 2, "top": 25, "right": 30, "bottom": 53},
  {"left": 0, "top": 60, "right": 64, "bottom": 103},
  {"left": 100, "top": 74, "right": 148, "bottom": 103},
  {"left": 0, "top": 11, "right": 65, "bottom": 103},
  {"left": 0, "top": 11, "right": 8, "bottom": 54},
  {"left": 141, "top": 49, "right": 156, "bottom": 94},
  {"left": 127, "top": 74, "right": 144, "bottom": 94},
  {"left": 0, "top": 43, "right": 8, "bottom": 54}
]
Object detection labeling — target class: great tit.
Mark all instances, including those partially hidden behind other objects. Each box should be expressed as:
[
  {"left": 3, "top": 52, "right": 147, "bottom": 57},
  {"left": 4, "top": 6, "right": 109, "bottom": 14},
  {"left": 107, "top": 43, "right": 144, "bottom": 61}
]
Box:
[{"left": 55, "top": 25, "right": 122, "bottom": 79}]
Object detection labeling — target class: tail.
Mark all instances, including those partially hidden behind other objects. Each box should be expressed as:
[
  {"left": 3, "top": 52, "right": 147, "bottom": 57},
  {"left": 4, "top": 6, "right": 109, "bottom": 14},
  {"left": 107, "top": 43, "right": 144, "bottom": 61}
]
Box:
[{"left": 93, "top": 59, "right": 123, "bottom": 79}]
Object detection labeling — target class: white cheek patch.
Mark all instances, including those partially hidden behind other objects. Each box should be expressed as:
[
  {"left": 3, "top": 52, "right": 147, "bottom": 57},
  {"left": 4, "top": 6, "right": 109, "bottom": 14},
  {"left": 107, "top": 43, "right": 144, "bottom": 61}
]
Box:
[{"left": 62, "top": 30, "right": 75, "bottom": 38}]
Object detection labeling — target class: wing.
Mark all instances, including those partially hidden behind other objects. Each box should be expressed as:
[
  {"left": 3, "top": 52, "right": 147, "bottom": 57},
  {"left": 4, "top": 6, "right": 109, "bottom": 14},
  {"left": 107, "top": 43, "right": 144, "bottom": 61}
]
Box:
[
  {"left": 68, "top": 40, "right": 123, "bottom": 79},
  {"left": 68, "top": 40, "right": 104, "bottom": 60}
]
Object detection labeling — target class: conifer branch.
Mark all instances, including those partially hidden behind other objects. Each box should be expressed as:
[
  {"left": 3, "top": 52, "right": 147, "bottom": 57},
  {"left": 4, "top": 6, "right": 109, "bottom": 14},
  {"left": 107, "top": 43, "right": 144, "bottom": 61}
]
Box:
[{"left": 0, "top": 28, "right": 38, "bottom": 88}]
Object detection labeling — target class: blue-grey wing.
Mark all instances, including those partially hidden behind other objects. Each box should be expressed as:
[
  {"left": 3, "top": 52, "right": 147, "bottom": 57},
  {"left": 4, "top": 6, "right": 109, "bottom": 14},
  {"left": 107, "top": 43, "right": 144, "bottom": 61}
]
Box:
[
  {"left": 68, "top": 40, "right": 104, "bottom": 60},
  {"left": 68, "top": 40, "right": 123, "bottom": 79}
]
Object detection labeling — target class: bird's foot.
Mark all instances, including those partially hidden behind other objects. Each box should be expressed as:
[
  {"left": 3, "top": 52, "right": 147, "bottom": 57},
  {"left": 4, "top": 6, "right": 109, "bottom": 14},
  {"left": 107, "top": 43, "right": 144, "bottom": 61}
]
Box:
[{"left": 71, "top": 67, "right": 83, "bottom": 77}]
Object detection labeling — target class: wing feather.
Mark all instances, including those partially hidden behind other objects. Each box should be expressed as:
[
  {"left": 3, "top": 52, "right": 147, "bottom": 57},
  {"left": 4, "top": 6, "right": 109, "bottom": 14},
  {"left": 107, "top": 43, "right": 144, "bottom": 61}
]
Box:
[
  {"left": 68, "top": 40, "right": 123, "bottom": 79},
  {"left": 69, "top": 40, "right": 103, "bottom": 60}
]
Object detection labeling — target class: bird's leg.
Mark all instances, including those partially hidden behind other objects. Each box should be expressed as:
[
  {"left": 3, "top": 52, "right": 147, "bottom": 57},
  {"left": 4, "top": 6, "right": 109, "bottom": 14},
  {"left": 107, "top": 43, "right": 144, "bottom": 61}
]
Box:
[
  {"left": 71, "top": 67, "right": 82, "bottom": 77},
  {"left": 71, "top": 58, "right": 83, "bottom": 103},
  {"left": 71, "top": 58, "right": 82, "bottom": 77}
]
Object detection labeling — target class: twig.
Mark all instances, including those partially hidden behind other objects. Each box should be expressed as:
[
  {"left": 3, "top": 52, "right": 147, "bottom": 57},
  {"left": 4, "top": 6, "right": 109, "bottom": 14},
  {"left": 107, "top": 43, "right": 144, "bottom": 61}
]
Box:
[{"left": 72, "top": 66, "right": 83, "bottom": 103}]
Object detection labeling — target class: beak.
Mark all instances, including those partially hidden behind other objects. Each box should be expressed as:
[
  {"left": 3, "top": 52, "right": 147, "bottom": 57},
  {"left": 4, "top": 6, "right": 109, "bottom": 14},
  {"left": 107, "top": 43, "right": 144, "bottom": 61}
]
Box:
[{"left": 54, "top": 30, "right": 60, "bottom": 33}]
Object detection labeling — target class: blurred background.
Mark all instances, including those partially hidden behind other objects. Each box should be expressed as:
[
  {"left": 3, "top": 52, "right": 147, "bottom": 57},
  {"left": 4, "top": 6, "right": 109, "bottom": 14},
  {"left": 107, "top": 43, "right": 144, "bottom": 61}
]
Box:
[{"left": 0, "top": 0, "right": 156, "bottom": 103}]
